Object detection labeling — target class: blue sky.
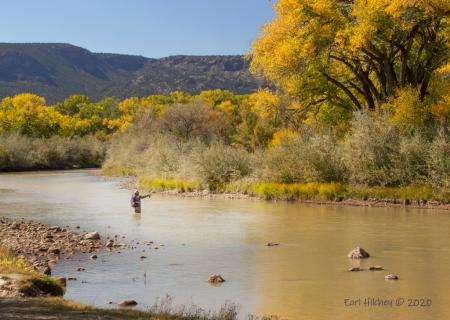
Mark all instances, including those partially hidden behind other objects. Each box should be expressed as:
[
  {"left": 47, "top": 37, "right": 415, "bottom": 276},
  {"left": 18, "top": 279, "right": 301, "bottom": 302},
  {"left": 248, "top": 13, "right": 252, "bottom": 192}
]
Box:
[{"left": 1, "top": 0, "right": 275, "bottom": 58}]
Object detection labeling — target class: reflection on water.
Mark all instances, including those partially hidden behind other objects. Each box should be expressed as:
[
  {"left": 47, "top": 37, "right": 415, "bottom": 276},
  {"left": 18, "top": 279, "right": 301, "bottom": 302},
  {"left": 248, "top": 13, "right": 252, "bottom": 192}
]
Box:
[{"left": 1, "top": 170, "right": 450, "bottom": 319}]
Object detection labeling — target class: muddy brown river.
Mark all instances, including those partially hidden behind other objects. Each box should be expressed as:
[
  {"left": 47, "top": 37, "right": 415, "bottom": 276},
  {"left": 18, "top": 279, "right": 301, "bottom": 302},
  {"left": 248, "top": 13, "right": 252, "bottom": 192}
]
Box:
[{"left": 1, "top": 170, "right": 450, "bottom": 319}]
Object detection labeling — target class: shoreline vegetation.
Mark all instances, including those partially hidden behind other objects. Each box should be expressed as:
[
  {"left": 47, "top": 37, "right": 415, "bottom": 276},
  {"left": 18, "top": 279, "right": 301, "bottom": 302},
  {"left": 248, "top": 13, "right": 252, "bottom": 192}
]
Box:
[
  {"left": 2, "top": 90, "right": 450, "bottom": 208},
  {"left": 0, "top": 297, "right": 284, "bottom": 320},
  {"left": 99, "top": 102, "right": 450, "bottom": 210},
  {"left": 99, "top": 170, "right": 450, "bottom": 211}
]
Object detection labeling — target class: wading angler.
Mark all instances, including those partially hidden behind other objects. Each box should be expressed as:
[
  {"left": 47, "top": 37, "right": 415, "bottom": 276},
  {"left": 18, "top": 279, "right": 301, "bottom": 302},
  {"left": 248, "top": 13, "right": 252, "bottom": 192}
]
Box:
[{"left": 130, "top": 190, "right": 151, "bottom": 213}]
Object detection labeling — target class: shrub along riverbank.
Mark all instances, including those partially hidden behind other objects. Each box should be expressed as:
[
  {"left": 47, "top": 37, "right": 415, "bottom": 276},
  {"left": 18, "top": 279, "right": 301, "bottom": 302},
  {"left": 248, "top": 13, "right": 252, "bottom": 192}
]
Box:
[
  {"left": 102, "top": 103, "right": 450, "bottom": 205},
  {"left": 0, "top": 132, "right": 106, "bottom": 171}
]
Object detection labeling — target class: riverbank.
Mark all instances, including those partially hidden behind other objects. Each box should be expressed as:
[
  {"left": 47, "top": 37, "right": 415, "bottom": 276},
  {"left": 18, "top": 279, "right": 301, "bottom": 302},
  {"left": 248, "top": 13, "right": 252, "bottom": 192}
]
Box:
[
  {"left": 0, "top": 217, "right": 246, "bottom": 320},
  {"left": 102, "top": 172, "right": 450, "bottom": 211},
  {"left": 0, "top": 296, "right": 245, "bottom": 320}
]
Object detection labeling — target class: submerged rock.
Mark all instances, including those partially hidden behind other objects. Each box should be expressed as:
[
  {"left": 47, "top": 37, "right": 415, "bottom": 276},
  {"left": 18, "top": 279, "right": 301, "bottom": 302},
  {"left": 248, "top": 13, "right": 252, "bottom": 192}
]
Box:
[
  {"left": 206, "top": 275, "right": 226, "bottom": 283},
  {"left": 348, "top": 247, "right": 370, "bottom": 259},
  {"left": 266, "top": 243, "right": 279, "bottom": 246},
  {"left": 385, "top": 274, "right": 398, "bottom": 280}
]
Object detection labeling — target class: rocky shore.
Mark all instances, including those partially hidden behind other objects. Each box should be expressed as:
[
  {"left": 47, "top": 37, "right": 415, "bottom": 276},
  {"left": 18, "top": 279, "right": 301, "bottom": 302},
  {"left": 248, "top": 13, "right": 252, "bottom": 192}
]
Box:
[
  {"left": 0, "top": 218, "right": 106, "bottom": 268},
  {"left": 0, "top": 217, "right": 141, "bottom": 294}
]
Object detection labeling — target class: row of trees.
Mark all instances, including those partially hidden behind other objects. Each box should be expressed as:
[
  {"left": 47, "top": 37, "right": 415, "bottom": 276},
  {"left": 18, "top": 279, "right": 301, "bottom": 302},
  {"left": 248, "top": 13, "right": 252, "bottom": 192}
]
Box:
[{"left": 0, "top": 90, "right": 261, "bottom": 140}]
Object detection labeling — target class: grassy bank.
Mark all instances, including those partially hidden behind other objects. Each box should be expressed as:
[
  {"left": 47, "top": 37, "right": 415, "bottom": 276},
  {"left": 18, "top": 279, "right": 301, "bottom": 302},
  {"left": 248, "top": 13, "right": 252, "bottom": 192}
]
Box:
[
  {"left": 0, "top": 245, "right": 64, "bottom": 296},
  {"left": 101, "top": 167, "right": 141, "bottom": 177},
  {"left": 134, "top": 175, "right": 450, "bottom": 204},
  {"left": 0, "top": 296, "right": 284, "bottom": 320}
]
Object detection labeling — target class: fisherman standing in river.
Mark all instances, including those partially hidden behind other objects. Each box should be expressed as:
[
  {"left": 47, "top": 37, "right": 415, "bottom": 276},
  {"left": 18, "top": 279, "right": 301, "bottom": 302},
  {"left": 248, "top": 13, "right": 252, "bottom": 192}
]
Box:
[{"left": 131, "top": 190, "right": 151, "bottom": 213}]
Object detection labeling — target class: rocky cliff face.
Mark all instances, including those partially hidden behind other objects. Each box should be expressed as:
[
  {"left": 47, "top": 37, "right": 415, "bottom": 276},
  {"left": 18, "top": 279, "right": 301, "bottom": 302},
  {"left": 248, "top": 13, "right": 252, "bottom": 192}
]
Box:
[{"left": 0, "top": 43, "right": 267, "bottom": 104}]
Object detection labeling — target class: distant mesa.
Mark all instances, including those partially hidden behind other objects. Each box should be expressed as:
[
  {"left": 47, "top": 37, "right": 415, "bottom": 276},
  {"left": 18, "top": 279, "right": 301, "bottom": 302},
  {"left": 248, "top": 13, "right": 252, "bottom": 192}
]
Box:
[{"left": 0, "top": 43, "right": 270, "bottom": 104}]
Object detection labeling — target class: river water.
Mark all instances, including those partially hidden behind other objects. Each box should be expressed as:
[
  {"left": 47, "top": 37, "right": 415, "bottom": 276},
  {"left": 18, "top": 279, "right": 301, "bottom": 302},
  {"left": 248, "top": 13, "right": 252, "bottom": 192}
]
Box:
[{"left": 1, "top": 170, "right": 450, "bottom": 319}]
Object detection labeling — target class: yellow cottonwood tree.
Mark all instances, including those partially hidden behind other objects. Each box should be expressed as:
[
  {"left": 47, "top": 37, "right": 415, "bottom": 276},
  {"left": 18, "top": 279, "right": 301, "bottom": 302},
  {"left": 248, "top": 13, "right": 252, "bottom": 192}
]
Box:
[
  {"left": 0, "top": 94, "right": 53, "bottom": 136},
  {"left": 249, "top": 0, "right": 450, "bottom": 124}
]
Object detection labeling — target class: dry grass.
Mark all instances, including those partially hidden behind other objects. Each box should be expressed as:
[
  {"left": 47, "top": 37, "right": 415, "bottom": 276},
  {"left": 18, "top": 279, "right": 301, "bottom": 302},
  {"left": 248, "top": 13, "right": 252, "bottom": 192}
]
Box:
[
  {"left": 346, "top": 185, "right": 450, "bottom": 203},
  {"left": 102, "top": 167, "right": 141, "bottom": 177},
  {"left": 22, "top": 296, "right": 285, "bottom": 320},
  {"left": 0, "top": 245, "right": 35, "bottom": 275},
  {"left": 138, "top": 177, "right": 203, "bottom": 192}
]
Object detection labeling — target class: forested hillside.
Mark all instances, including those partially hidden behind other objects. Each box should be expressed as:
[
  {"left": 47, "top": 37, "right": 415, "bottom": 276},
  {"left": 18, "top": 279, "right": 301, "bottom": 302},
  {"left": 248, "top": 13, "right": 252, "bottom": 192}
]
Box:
[{"left": 0, "top": 43, "right": 267, "bottom": 104}]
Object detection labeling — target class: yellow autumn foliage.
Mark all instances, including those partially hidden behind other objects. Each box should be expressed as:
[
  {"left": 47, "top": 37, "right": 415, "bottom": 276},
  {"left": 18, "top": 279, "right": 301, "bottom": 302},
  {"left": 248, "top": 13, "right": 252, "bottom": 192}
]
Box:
[{"left": 249, "top": 0, "right": 450, "bottom": 130}]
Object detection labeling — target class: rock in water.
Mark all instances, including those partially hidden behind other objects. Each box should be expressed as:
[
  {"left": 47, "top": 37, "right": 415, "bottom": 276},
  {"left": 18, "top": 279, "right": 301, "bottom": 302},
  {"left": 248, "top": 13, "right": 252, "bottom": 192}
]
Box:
[
  {"left": 348, "top": 267, "right": 364, "bottom": 272},
  {"left": 47, "top": 248, "right": 60, "bottom": 255},
  {"left": 55, "top": 276, "right": 67, "bottom": 286},
  {"left": 206, "top": 275, "right": 226, "bottom": 283},
  {"left": 266, "top": 243, "right": 279, "bottom": 246},
  {"left": 84, "top": 231, "right": 100, "bottom": 240},
  {"left": 348, "top": 247, "right": 370, "bottom": 259},
  {"left": 90, "top": 254, "right": 97, "bottom": 260},
  {"left": 385, "top": 274, "right": 398, "bottom": 280},
  {"left": 43, "top": 266, "right": 51, "bottom": 275},
  {"left": 368, "top": 266, "right": 383, "bottom": 270},
  {"left": 118, "top": 300, "right": 138, "bottom": 307}
]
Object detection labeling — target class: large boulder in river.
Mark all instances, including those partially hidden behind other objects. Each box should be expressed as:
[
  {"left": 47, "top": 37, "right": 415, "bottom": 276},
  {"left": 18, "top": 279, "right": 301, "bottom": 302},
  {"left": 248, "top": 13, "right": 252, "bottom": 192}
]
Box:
[
  {"left": 84, "top": 231, "right": 100, "bottom": 240},
  {"left": 118, "top": 300, "right": 138, "bottom": 307},
  {"left": 206, "top": 275, "right": 226, "bottom": 283},
  {"left": 348, "top": 247, "right": 370, "bottom": 259}
]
